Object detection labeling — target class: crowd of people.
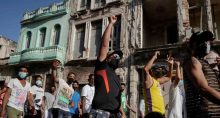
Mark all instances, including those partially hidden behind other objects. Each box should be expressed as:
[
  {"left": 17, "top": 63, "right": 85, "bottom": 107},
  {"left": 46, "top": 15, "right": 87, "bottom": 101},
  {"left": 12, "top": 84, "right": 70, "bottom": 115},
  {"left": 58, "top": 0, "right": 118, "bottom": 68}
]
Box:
[{"left": 0, "top": 15, "right": 220, "bottom": 118}]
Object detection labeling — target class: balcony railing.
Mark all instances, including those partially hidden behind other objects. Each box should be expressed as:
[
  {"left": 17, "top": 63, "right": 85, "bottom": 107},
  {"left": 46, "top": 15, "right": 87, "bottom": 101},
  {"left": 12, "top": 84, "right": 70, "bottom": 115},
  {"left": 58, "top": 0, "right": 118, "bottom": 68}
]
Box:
[
  {"left": 9, "top": 45, "right": 65, "bottom": 65},
  {"left": 23, "top": 1, "right": 66, "bottom": 21}
]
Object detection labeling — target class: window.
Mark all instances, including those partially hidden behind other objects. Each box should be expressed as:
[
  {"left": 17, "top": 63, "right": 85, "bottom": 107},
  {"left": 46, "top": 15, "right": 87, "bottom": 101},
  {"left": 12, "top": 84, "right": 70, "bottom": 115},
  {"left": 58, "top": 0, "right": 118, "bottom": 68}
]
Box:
[
  {"left": 90, "top": 20, "right": 102, "bottom": 57},
  {"left": 0, "top": 45, "right": 2, "bottom": 50},
  {"left": 78, "top": 0, "right": 90, "bottom": 11},
  {"left": 109, "top": 15, "right": 121, "bottom": 51},
  {"left": 73, "top": 24, "right": 86, "bottom": 59},
  {"left": 26, "top": 31, "right": 32, "bottom": 48},
  {"left": 54, "top": 24, "right": 61, "bottom": 45},
  {"left": 91, "top": 0, "right": 105, "bottom": 9},
  {"left": 39, "top": 28, "right": 46, "bottom": 47}
]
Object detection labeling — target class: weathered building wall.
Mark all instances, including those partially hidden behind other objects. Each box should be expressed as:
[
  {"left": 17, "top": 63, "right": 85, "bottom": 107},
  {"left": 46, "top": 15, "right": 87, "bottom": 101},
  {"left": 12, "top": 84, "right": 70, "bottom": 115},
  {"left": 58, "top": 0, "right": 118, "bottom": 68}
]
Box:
[
  {"left": 0, "top": 36, "right": 16, "bottom": 59},
  {"left": 0, "top": 36, "right": 17, "bottom": 81}
]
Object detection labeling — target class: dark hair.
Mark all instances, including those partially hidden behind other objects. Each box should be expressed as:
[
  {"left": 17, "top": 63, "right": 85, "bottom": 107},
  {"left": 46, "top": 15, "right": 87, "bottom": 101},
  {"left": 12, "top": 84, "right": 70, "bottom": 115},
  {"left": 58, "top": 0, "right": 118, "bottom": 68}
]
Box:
[
  {"left": 35, "top": 75, "right": 43, "bottom": 79},
  {"left": 17, "top": 66, "right": 28, "bottom": 73},
  {"left": 89, "top": 74, "right": 94, "bottom": 80},
  {"left": 73, "top": 80, "right": 79, "bottom": 85},
  {"left": 121, "top": 83, "right": 126, "bottom": 86},
  {"left": 67, "top": 72, "right": 76, "bottom": 77},
  {"left": 145, "top": 112, "right": 164, "bottom": 118}
]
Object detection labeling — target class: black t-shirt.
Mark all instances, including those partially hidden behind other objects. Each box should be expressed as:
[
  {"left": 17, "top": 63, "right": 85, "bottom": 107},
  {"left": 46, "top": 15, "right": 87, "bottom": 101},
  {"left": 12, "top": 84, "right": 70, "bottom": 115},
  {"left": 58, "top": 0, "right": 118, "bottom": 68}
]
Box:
[{"left": 92, "top": 59, "right": 121, "bottom": 112}]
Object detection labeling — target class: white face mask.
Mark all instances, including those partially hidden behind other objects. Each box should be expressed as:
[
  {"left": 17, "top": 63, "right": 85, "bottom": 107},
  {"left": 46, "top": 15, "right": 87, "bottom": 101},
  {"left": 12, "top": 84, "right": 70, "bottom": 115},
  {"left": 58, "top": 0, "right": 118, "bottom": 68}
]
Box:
[
  {"left": 36, "top": 80, "right": 42, "bottom": 87},
  {"left": 206, "top": 42, "right": 211, "bottom": 54}
]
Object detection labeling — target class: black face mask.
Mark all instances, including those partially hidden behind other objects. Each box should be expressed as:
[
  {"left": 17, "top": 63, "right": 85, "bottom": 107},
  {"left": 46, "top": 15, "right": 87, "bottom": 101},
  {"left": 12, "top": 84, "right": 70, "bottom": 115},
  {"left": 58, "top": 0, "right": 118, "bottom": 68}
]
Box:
[
  {"left": 152, "top": 67, "right": 168, "bottom": 78},
  {"left": 67, "top": 79, "right": 74, "bottom": 85},
  {"left": 195, "top": 42, "right": 210, "bottom": 58},
  {"left": 108, "top": 59, "right": 120, "bottom": 70}
]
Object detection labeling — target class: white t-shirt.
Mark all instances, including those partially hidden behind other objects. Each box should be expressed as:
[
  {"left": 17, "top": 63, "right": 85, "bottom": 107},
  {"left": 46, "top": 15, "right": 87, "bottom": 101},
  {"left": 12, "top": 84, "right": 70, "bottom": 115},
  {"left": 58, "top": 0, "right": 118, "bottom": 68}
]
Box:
[
  {"left": 31, "top": 85, "right": 44, "bottom": 110},
  {"left": 81, "top": 85, "right": 95, "bottom": 113},
  {"left": 167, "top": 83, "right": 184, "bottom": 118},
  {"left": 53, "top": 79, "right": 73, "bottom": 111},
  {"left": 7, "top": 78, "right": 32, "bottom": 111}
]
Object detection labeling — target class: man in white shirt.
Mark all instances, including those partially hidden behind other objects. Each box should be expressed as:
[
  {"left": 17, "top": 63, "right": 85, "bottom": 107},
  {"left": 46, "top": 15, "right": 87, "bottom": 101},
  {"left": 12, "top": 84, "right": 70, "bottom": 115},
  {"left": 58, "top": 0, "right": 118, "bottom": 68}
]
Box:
[
  {"left": 52, "top": 60, "right": 74, "bottom": 118},
  {"left": 31, "top": 75, "right": 45, "bottom": 118},
  {"left": 81, "top": 74, "right": 95, "bottom": 118},
  {"left": 0, "top": 66, "right": 35, "bottom": 118}
]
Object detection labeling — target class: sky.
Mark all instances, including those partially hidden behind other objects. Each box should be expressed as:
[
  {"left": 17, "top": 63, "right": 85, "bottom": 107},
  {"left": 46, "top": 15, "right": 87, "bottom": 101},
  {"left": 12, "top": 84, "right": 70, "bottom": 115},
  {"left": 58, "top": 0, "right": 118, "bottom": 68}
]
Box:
[{"left": 0, "top": 0, "right": 62, "bottom": 42}]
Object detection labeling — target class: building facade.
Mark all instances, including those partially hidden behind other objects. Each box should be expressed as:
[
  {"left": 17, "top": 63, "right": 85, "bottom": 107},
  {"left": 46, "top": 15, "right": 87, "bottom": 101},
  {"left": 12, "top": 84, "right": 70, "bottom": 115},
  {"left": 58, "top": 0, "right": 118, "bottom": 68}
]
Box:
[
  {"left": 9, "top": 0, "right": 72, "bottom": 90},
  {"left": 0, "top": 36, "right": 17, "bottom": 82},
  {"left": 7, "top": 0, "right": 220, "bottom": 117}
]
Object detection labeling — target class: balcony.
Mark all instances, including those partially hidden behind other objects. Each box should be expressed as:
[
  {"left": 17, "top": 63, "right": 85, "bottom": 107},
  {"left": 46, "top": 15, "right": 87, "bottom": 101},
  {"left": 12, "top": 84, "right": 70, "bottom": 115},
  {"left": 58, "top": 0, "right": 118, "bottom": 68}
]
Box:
[
  {"left": 22, "top": 1, "right": 67, "bottom": 23},
  {"left": 9, "top": 46, "right": 65, "bottom": 65}
]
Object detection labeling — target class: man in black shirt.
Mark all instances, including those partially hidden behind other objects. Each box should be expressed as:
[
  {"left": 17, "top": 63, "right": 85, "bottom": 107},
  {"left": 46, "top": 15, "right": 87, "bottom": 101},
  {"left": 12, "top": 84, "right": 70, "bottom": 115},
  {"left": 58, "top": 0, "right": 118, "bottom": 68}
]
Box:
[{"left": 90, "top": 15, "right": 126, "bottom": 118}]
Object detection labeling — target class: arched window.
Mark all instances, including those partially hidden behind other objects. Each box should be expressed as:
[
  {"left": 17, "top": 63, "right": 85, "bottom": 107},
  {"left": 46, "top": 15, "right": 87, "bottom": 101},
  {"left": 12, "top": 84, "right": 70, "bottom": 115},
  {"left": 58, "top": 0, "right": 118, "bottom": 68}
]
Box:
[
  {"left": 39, "top": 27, "right": 47, "bottom": 47},
  {"left": 26, "top": 31, "right": 32, "bottom": 48},
  {"left": 54, "top": 24, "right": 61, "bottom": 45}
]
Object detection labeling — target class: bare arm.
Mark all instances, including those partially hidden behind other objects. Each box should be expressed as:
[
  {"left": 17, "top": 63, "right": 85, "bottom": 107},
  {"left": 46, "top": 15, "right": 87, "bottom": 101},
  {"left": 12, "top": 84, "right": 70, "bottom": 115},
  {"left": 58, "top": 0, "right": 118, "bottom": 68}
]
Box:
[
  {"left": 0, "top": 87, "right": 11, "bottom": 117},
  {"left": 27, "top": 92, "right": 36, "bottom": 115},
  {"left": 173, "top": 61, "right": 182, "bottom": 87},
  {"left": 144, "top": 51, "right": 159, "bottom": 88},
  {"left": 126, "top": 104, "right": 136, "bottom": 113},
  {"left": 98, "top": 16, "right": 117, "bottom": 62},
  {"left": 41, "top": 96, "right": 45, "bottom": 112},
  {"left": 144, "top": 51, "right": 159, "bottom": 72},
  {"left": 119, "top": 104, "right": 126, "bottom": 118},
  {"left": 51, "top": 60, "right": 60, "bottom": 88},
  {"left": 81, "top": 96, "right": 86, "bottom": 114},
  {"left": 191, "top": 57, "right": 220, "bottom": 104}
]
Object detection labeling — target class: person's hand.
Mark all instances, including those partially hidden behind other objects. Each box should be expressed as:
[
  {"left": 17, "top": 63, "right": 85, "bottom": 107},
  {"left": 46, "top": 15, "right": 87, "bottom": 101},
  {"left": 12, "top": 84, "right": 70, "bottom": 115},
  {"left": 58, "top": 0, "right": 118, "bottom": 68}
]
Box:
[
  {"left": 70, "top": 102, "right": 74, "bottom": 108},
  {"left": 174, "top": 61, "right": 180, "bottom": 66},
  {"left": 110, "top": 15, "right": 117, "bottom": 25},
  {"left": 0, "top": 109, "right": 6, "bottom": 118},
  {"left": 30, "top": 106, "right": 37, "bottom": 115},
  {"left": 121, "top": 113, "right": 127, "bottom": 118},
  {"left": 52, "top": 60, "right": 60, "bottom": 69},
  {"left": 154, "top": 51, "right": 160, "bottom": 58},
  {"left": 167, "top": 57, "right": 174, "bottom": 65}
]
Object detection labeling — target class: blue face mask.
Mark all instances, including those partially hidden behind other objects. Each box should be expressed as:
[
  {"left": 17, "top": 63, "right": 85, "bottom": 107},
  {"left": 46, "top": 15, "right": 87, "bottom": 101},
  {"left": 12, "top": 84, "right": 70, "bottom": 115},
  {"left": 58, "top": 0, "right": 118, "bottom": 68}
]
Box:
[
  {"left": 18, "top": 72, "right": 27, "bottom": 79},
  {"left": 178, "top": 80, "right": 184, "bottom": 87},
  {"left": 36, "top": 80, "right": 42, "bottom": 87}
]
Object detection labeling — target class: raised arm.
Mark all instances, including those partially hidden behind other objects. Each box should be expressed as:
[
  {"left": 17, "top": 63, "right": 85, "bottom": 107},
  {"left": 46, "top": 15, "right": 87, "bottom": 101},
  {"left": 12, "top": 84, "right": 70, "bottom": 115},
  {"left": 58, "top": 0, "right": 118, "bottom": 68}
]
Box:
[
  {"left": 51, "top": 60, "right": 60, "bottom": 87},
  {"left": 190, "top": 57, "right": 220, "bottom": 104},
  {"left": 98, "top": 16, "right": 117, "bottom": 62},
  {"left": 144, "top": 51, "right": 159, "bottom": 88},
  {"left": 144, "top": 51, "right": 160, "bottom": 73},
  {"left": 158, "top": 57, "right": 174, "bottom": 84},
  {"left": 173, "top": 61, "right": 182, "bottom": 87}
]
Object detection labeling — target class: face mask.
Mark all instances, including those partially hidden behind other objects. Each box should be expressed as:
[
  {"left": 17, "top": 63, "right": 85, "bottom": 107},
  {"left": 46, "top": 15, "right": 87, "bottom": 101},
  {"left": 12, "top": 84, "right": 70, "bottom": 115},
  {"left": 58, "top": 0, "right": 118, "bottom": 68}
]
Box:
[
  {"left": 108, "top": 59, "right": 120, "bottom": 70},
  {"left": 18, "top": 72, "right": 27, "bottom": 79},
  {"left": 152, "top": 67, "right": 168, "bottom": 78},
  {"left": 178, "top": 80, "right": 184, "bottom": 87},
  {"left": 36, "top": 80, "right": 42, "bottom": 87},
  {"left": 206, "top": 42, "right": 211, "bottom": 54},
  {"left": 196, "top": 42, "right": 211, "bottom": 58}
]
